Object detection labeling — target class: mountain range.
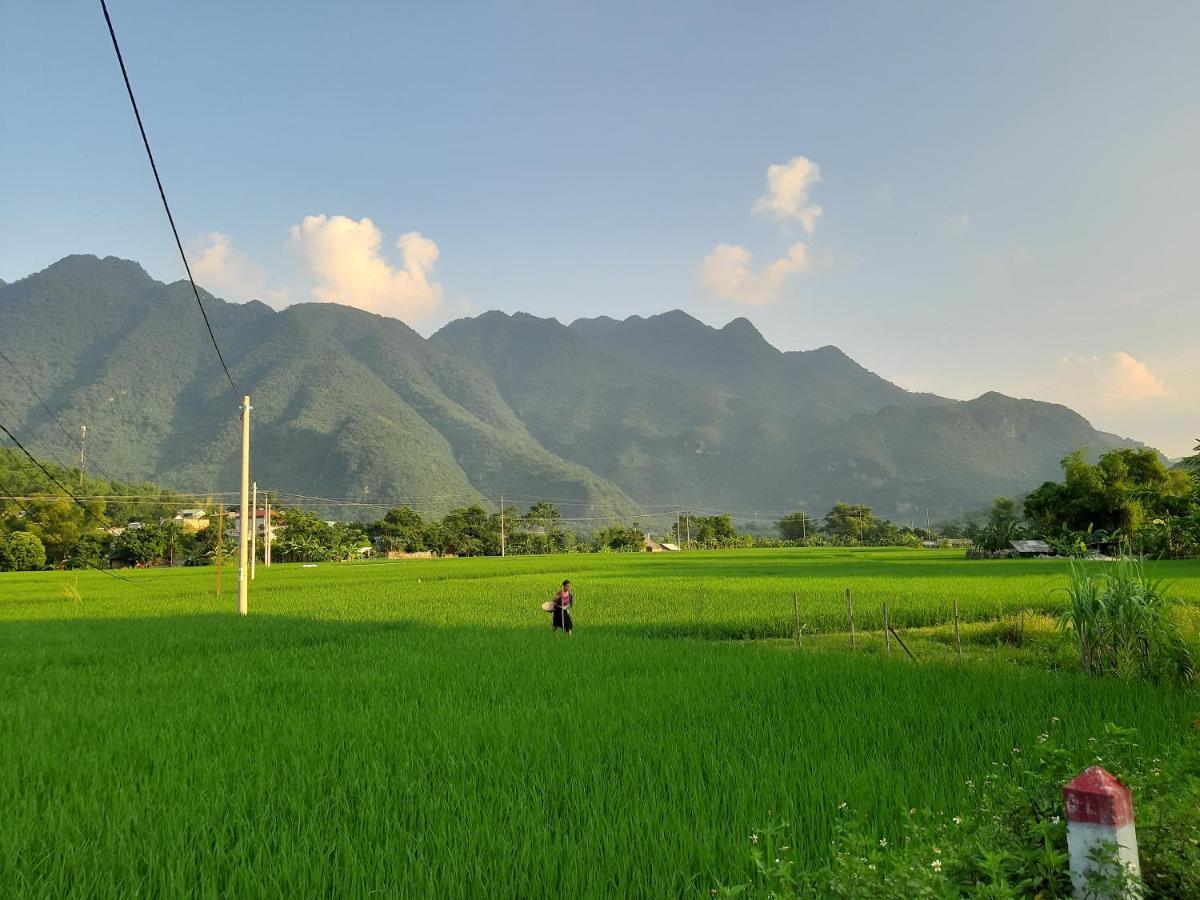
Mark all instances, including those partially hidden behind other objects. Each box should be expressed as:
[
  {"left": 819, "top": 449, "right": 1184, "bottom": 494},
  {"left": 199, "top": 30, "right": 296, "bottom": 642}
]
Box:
[{"left": 0, "top": 255, "right": 1143, "bottom": 524}]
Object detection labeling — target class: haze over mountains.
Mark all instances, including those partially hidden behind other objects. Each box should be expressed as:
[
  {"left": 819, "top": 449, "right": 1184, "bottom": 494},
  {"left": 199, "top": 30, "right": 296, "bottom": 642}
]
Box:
[{"left": 0, "top": 255, "right": 1142, "bottom": 522}]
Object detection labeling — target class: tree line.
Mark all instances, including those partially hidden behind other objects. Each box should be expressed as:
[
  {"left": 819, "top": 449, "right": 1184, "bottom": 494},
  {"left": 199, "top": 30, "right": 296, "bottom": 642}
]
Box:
[
  {"left": 943, "top": 446, "right": 1200, "bottom": 558},
  {"left": 3, "top": 442, "right": 1197, "bottom": 571}
]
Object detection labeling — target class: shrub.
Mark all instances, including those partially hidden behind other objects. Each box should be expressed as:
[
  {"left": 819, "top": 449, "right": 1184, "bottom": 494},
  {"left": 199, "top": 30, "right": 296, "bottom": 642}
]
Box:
[{"left": 1060, "top": 558, "right": 1194, "bottom": 684}]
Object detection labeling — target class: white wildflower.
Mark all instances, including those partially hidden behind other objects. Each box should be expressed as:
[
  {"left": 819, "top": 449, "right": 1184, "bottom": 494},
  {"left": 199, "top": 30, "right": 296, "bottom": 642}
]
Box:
[
  {"left": 952, "top": 816, "right": 963, "bottom": 826},
  {"left": 931, "top": 859, "right": 942, "bottom": 872},
  {"left": 879, "top": 838, "right": 888, "bottom": 848}
]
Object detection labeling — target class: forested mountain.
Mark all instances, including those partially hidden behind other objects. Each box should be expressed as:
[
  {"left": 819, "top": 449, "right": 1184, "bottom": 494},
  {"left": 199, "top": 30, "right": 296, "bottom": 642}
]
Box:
[
  {"left": 0, "top": 255, "right": 1143, "bottom": 520},
  {"left": 569, "top": 311, "right": 946, "bottom": 420}
]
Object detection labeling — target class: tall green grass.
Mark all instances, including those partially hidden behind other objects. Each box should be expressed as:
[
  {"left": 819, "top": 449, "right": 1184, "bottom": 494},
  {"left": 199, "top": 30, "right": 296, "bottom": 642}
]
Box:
[{"left": 1, "top": 549, "right": 1197, "bottom": 896}]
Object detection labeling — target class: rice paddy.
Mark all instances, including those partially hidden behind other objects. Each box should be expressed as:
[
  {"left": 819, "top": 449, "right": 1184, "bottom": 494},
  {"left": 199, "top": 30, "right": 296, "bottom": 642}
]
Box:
[{"left": 2, "top": 549, "right": 1197, "bottom": 896}]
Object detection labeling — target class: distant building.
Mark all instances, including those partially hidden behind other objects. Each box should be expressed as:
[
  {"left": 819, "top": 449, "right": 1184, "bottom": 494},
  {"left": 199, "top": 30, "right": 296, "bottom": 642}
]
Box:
[
  {"left": 1009, "top": 539, "right": 1054, "bottom": 557},
  {"left": 643, "top": 534, "right": 680, "bottom": 552},
  {"left": 226, "top": 509, "right": 279, "bottom": 541},
  {"left": 173, "top": 508, "right": 210, "bottom": 532}
]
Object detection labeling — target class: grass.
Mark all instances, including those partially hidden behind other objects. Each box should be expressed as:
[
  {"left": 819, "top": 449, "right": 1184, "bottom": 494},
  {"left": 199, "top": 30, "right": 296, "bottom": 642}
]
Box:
[{"left": 1, "top": 549, "right": 1198, "bottom": 896}]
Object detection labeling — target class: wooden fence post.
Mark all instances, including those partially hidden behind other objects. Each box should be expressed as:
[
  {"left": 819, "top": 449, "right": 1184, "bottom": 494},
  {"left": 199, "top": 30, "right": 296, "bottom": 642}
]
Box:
[
  {"left": 1064, "top": 767, "right": 1140, "bottom": 897},
  {"left": 792, "top": 592, "right": 801, "bottom": 649},
  {"left": 845, "top": 588, "right": 855, "bottom": 651},
  {"left": 953, "top": 599, "right": 962, "bottom": 663},
  {"left": 888, "top": 624, "right": 916, "bottom": 661},
  {"left": 883, "top": 602, "right": 891, "bottom": 654}
]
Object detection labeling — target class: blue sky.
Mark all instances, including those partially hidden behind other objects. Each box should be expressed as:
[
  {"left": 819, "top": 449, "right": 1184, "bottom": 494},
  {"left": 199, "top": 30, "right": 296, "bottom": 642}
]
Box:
[{"left": 2, "top": 1, "right": 1197, "bottom": 455}]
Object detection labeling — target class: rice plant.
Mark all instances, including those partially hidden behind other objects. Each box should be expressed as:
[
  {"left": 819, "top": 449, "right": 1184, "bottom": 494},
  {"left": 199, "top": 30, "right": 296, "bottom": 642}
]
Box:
[{"left": 0, "top": 549, "right": 1196, "bottom": 895}]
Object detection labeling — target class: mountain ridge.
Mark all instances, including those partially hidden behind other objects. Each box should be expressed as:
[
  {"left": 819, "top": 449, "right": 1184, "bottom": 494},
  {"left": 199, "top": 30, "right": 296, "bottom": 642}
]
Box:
[{"left": 0, "top": 255, "right": 1144, "bottom": 520}]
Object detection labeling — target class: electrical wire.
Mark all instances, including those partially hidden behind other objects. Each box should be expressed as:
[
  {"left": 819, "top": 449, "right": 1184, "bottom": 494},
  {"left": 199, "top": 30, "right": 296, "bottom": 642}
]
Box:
[
  {"left": 0, "top": 350, "right": 81, "bottom": 455},
  {"left": 0, "top": 480, "right": 136, "bottom": 584},
  {"left": 0, "top": 349, "right": 124, "bottom": 485},
  {"left": 0, "top": 422, "right": 112, "bottom": 532},
  {"left": 99, "top": 0, "right": 240, "bottom": 398}
]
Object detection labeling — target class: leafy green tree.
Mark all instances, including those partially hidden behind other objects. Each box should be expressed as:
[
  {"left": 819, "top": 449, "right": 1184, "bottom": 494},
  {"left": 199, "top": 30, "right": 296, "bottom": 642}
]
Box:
[
  {"left": 1025, "top": 448, "right": 1193, "bottom": 541},
  {"left": 22, "top": 498, "right": 105, "bottom": 565},
  {"left": 823, "top": 503, "right": 878, "bottom": 542},
  {"left": 109, "top": 520, "right": 196, "bottom": 566},
  {"left": 190, "top": 523, "right": 236, "bottom": 566},
  {"left": 373, "top": 506, "right": 427, "bottom": 553},
  {"left": 273, "top": 508, "right": 336, "bottom": 562},
  {"left": 692, "top": 514, "right": 737, "bottom": 547},
  {"left": 0, "top": 531, "right": 46, "bottom": 571},
  {"left": 329, "top": 523, "right": 370, "bottom": 561},
  {"left": 514, "top": 502, "right": 568, "bottom": 554},
  {"left": 593, "top": 522, "right": 644, "bottom": 552},
  {"left": 776, "top": 512, "right": 818, "bottom": 541},
  {"left": 972, "top": 496, "right": 1026, "bottom": 552},
  {"left": 436, "top": 505, "right": 499, "bottom": 556}
]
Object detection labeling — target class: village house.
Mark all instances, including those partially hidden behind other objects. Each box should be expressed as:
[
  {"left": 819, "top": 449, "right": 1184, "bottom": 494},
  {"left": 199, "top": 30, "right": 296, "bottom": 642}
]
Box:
[
  {"left": 643, "top": 534, "right": 680, "bottom": 553},
  {"left": 172, "top": 508, "right": 210, "bottom": 532}
]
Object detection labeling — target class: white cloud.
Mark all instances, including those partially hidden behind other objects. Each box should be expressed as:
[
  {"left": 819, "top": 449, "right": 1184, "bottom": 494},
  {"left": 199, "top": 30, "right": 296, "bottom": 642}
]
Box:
[
  {"left": 191, "top": 232, "right": 288, "bottom": 306},
  {"left": 752, "top": 156, "right": 823, "bottom": 234},
  {"left": 698, "top": 242, "right": 808, "bottom": 306},
  {"left": 290, "top": 214, "right": 444, "bottom": 323},
  {"left": 1059, "top": 351, "right": 1171, "bottom": 403}
]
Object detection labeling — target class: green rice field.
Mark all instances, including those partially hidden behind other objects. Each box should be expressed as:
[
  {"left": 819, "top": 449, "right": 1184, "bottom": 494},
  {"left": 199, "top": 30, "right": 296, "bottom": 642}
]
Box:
[{"left": 2, "top": 549, "right": 1198, "bottom": 896}]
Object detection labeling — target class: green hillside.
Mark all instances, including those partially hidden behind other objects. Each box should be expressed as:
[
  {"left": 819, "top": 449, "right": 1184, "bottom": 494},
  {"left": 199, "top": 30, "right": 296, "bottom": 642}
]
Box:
[
  {"left": 569, "top": 310, "right": 946, "bottom": 420},
  {"left": 0, "top": 255, "right": 1143, "bottom": 520},
  {"left": 0, "top": 257, "right": 632, "bottom": 519}
]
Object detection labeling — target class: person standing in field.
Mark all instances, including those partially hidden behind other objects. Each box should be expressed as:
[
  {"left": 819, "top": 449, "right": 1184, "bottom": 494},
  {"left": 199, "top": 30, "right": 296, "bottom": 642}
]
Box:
[{"left": 552, "top": 579, "right": 574, "bottom": 635}]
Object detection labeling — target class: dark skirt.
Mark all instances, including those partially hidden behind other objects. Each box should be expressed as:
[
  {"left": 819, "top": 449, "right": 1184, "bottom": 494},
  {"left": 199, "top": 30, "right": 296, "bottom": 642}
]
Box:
[{"left": 552, "top": 607, "right": 573, "bottom": 631}]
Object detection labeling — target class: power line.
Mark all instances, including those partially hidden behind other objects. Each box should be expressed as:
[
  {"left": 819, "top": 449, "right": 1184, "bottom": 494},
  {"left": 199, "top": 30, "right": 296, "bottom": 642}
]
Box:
[
  {"left": 0, "top": 481, "right": 135, "bottom": 585},
  {"left": 99, "top": 0, "right": 240, "bottom": 398},
  {"left": 0, "top": 349, "right": 124, "bottom": 485},
  {"left": 0, "top": 493, "right": 239, "bottom": 502},
  {"left": 0, "top": 350, "right": 81, "bottom": 455},
  {"left": 0, "top": 421, "right": 112, "bottom": 532}
]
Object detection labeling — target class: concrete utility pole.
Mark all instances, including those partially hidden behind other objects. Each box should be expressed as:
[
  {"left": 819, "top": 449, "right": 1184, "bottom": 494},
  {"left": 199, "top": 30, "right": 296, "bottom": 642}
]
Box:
[
  {"left": 78, "top": 425, "right": 87, "bottom": 486},
  {"left": 264, "top": 494, "right": 272, "bottom": 567},
  {"left": 499, "top": 495, "right": 506, "bottom": 557},
  {"left": 238, "top": 396, "right": 251, "bottom": 616},
  {"left": 676, "top": 510, "right": 680, "bottom": 546},
  {"left": 250, "top": 481, "right": 257, "bottom": 581},
  {"left": 216, "top": 500, "right": 224, "bottom": 596}
]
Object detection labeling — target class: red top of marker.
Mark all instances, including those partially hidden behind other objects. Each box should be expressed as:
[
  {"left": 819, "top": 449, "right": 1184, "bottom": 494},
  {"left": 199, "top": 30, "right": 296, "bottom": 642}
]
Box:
[{"left": 1063, "top": 766, "right": 1135, "bottom": 826}]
